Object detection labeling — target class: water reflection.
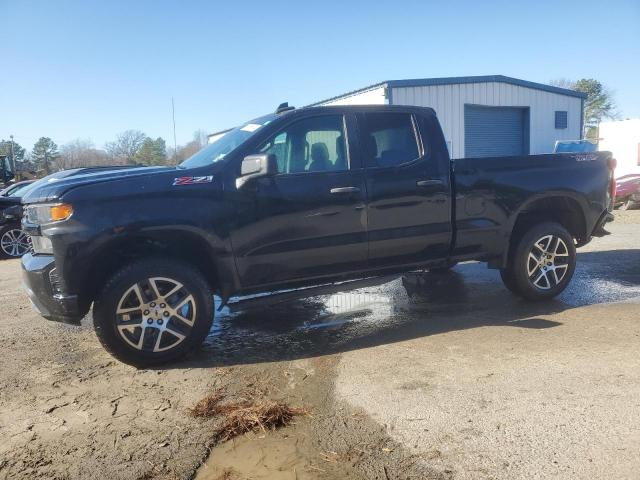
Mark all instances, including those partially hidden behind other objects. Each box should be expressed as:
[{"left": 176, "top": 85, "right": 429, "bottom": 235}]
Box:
[{"left": 198, "top": 249, "right": 640, "bottom": 366}]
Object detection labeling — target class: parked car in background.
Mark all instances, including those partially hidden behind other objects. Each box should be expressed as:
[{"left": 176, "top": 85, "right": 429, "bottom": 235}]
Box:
[
  {"left": 554, "top": 140, "right": 597, "bottom": 153},
  {"left": 1, "top": 167, "right": 139, "bottom": 258},
  {"left": 615, "top": 174, "right": 640, "bottom": 210},
  {"left": 0, "top": 181, "right": 36, "bottom": 258},
  {"left": 0, "top": 180, "right": 36, "bottom": 197}
]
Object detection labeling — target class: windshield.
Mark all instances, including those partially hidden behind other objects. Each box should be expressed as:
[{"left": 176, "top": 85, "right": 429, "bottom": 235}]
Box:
[
  {"left": 554, "top": 141, "right": 597, "bottom": 153},
  {"left": 179, "top": 114, "right": 276, "bottom": 169},
  {"left": 7, "top": 183, "right": 32, "bottom": 197}
]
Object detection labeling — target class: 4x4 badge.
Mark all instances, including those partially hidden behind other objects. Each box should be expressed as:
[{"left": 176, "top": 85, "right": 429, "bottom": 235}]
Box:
[{"left": 173, "top": 176, "right": 213, "bottom": 186}]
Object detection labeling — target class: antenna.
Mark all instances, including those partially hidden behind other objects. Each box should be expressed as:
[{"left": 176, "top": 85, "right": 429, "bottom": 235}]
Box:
[
  {"left": 275, "top": 102, "right": 295, "bottom": 114},
  {"left": 172, "top": 97, "right": 178, "bottom": 163}
]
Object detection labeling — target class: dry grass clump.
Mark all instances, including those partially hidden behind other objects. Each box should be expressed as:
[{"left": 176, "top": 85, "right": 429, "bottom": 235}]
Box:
[
  {"left": 189, "top": 392, "right": 231, "bottom": 417},
  {"left": 190, "top": 391, "right": 308, "bottom": 442}
]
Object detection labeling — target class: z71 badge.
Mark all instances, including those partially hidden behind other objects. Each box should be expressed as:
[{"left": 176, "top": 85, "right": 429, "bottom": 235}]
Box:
[{"left": 173, "top": 176, "right": 214, "bottom": 186}]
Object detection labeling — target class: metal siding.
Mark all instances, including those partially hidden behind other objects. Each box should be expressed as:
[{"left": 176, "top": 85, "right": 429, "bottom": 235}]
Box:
[
  {"left": 390, "top": 82, "right": 582, "bottom": 158},
  {"left": 321, "top": 86, "right": 387, "bottom": 106},
  {"left": 464, "top": 106, "right": 527, "bottom": 157},
  {"left": 386, "top": 75, "right": 586, "bottom": 98}
]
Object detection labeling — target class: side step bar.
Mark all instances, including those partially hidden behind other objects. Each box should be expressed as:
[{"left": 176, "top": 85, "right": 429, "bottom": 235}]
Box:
[{"left": 225, "top": 275, "right": 399, "bottom": 313}]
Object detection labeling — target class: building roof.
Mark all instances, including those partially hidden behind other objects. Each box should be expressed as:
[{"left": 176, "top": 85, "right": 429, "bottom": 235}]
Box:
[{"left": 310, "top": 75, "right": 587, "bottom": 106}]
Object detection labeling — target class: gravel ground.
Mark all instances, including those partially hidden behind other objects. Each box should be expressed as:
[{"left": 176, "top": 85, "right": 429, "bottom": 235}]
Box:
[{"left": 1, "top": 210, "right": 639, "bottom": 480}]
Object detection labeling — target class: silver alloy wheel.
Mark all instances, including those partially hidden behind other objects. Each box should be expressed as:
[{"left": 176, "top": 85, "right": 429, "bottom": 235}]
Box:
[
  {"left": 1, "top": 228, "right": 32, "bottom": 257},
  {"left": 527, "top": 235, "right": 570, "bottom": 290},
  {"left": 115, "top": 277, "right": 196, "bottom": 352}
]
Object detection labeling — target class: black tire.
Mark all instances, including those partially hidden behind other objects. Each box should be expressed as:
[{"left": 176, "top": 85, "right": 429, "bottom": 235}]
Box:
[
  {"left": 500, "top": 222, "right": 576, "bottom": 301},
  {"left": 499, "top": 267, "right": 518, "bottom": 293},
  {"left": 93, "top": 258, "right": 214, "bottom": 367}
]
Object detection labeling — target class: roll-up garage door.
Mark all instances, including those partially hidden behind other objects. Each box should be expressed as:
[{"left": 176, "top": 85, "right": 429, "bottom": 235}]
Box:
[{"left": 464, "top": 105, "right": 529, "bottom": 158}]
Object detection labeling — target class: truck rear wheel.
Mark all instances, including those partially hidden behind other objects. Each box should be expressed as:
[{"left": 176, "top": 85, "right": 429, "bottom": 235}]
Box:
[
  {"left": 93, "top": 258, "right": 214, "bottom": 367},
  {"left": 500, "top": 222, "right": 576, "bottom": 301}
]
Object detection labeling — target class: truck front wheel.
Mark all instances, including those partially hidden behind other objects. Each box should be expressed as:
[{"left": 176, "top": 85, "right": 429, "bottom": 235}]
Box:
[
  {"left": 93, "top": 258, "right": 214, "bottom": 366},
  {"left": 500, "top": 222, "right": 576, "bottom": 301}
]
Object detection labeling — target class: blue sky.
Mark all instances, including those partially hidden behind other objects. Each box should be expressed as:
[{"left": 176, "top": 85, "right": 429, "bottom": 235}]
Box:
[{"left": 1, "top": 0, "right": 639, "bottom": 151}]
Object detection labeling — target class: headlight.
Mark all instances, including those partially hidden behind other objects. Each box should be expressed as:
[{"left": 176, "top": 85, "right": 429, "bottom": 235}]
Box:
[
  {"left": 31, "top": 235, "right": 53, "bottom": 255},
  {"left": 25, "top": 203, "right": 74, "bottom": 225}
]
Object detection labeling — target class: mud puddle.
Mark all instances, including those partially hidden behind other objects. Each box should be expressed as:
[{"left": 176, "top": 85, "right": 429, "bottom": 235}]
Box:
[
  {"left": 193, "top": 352, "right": 446, "bottom": 480},
  {"left": 196, "top": 424, "right": 317, "bottom": 479},
  {"left": 193, "top": 356, "right": 360, "bottom": 480},
  {"left": 202, "top": 252, "right": 640, "bottom": 369}
]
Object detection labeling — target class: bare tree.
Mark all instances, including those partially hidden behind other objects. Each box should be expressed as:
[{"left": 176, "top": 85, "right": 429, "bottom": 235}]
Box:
[
  {"left": 105, "top": 130, "right": 146, "bottom": 164},
  {"left": 550, "top": 78, "right": 576, "bottom": 89},
  {"left": 193, "top": 129, "right": 208, "bottom": 148},
  {"left": 166, "top": 130, "right": 209, "bottom": 165},
  {"left": 57, "top": 139, "right": 111, "bottom": 170}
]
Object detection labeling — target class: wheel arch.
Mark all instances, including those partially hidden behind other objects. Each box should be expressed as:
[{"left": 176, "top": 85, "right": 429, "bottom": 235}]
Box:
[
  {"left": 498, "top": 193, "right": 588, "bottom": 268},
  {"left": 78, "top": 229, "right": 236, "bottom": 307}
]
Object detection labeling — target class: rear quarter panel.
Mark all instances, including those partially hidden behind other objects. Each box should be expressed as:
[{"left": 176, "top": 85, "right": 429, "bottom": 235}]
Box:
[{"left": 453, "top": 152, "right": 612, "bottom": 260}]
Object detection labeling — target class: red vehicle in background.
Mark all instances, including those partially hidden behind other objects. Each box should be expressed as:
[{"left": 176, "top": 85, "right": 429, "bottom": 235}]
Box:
[{"left": 615, "top": 174, "right": 640, "bottom": 210}]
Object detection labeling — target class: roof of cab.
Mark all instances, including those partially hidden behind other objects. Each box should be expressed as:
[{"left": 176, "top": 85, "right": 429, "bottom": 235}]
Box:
[{"left": 297, "top": 103, "right": 437, "bottom": 116}]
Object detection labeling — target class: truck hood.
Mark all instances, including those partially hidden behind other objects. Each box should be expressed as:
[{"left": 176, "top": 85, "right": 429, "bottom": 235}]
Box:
[{"left": 22, "top": 166, "right": 176, "bottom": 204}]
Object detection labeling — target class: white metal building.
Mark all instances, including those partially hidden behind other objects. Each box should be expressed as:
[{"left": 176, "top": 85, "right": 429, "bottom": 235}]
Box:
[
  {"left": 598, "top": 119, "right": 640, "bottom": 179},
  {"left": 312, "top": 75, "right": 586, "bottom": 159}
]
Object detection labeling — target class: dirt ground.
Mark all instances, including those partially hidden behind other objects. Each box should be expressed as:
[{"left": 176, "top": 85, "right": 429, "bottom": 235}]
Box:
[{"left": 1, "top": 211, "right": 639, "bottom": 480}]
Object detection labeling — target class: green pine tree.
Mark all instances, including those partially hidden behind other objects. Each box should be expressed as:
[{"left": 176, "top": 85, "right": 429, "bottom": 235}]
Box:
[
  {"left": 134, "top": 137, "right": 167, "bottom": 166},
  {"left": 32, "top": 137, "right": 59, "bottom": 174}
]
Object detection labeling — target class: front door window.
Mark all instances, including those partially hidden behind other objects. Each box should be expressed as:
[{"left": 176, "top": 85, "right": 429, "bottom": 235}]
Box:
[{"left": 258, "top": 115, "right": 348, "bottom": 173}]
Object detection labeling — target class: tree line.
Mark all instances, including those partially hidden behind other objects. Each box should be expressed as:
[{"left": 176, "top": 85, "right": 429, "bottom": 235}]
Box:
[{"left": 0, "top": 129, "right": 209, "bottom": 177}]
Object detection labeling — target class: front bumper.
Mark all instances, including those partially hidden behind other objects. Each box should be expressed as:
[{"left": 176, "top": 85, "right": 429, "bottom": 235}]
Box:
[{"left": 21, "top": 253, "right": 84, "bottom": 325}]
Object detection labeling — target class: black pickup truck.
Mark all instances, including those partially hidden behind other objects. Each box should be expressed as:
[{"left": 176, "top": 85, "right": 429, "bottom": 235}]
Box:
[{"left": 21, "top": 104, "right": 615, "bottom": 365}]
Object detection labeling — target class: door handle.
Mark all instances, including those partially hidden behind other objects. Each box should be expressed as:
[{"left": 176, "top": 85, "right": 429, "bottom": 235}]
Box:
[
  {"left": 416, "top": 179, "right": 444, "bottom": 187},
  {"left": 330, "top": 187, "right": 361, "bottom": 194}
]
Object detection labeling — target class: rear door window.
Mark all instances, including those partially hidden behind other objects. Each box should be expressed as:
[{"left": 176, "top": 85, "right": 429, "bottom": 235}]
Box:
[{"left": 361, "top": 113, "right": 420, "bottom": 168}]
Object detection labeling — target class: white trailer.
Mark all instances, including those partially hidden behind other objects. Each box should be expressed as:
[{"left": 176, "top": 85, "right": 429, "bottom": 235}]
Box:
[{"left": 599, "top": 119, "right": 640, "bottom": 178}]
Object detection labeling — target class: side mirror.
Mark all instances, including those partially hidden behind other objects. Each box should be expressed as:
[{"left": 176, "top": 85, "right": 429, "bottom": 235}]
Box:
[{"left": 236, "top": 154, "right": 277, "bottom": 189}]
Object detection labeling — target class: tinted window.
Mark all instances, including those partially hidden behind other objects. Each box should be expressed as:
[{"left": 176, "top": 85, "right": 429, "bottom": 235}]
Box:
[
  {"left": 8, "top": 183, "right": 30, "bottom": 196},
  {"left": 258, "top": 115, "right": 348, "bottom": 174},
  {"left": 361, "top": 113, "right": 420, "bottom": 167},
  {"left": 179, "top": 114, "right": 276, "bottom": 169}
]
